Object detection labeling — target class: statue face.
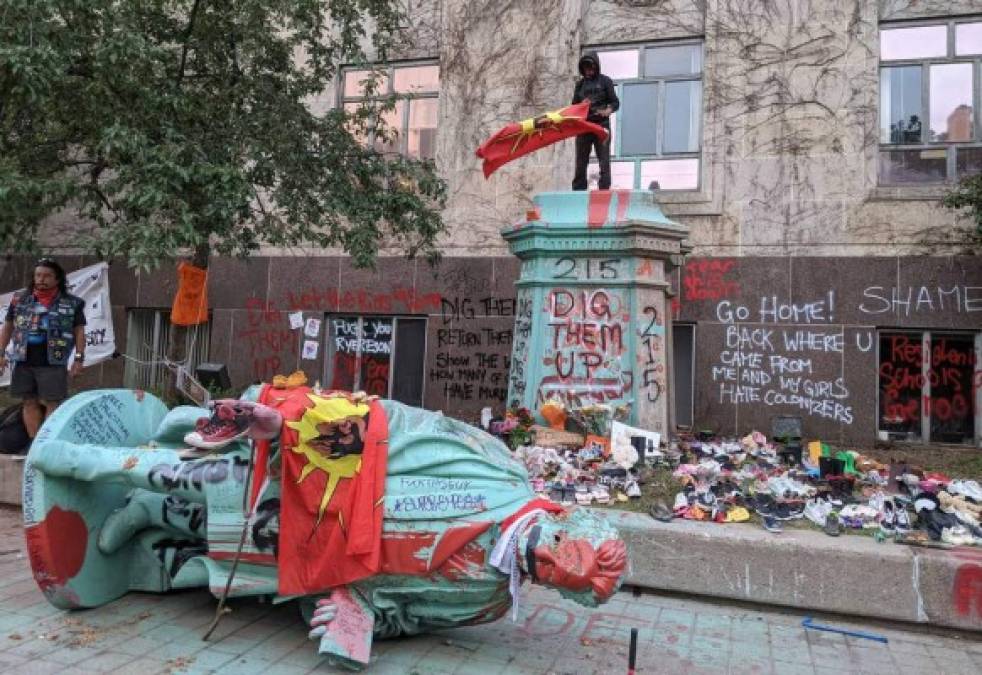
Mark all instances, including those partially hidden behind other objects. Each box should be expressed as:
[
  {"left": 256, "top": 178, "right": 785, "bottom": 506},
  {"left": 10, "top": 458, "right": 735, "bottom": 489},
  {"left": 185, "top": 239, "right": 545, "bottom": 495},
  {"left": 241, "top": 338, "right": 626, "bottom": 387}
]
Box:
[{"left": 520, "top": 508, "right": 628, "bottom": 607}]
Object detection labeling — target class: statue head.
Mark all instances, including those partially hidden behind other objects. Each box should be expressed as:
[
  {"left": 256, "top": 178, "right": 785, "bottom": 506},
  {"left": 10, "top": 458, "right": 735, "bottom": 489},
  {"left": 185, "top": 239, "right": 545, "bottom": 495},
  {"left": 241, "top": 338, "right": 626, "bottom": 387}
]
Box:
[{"left": 518, "top": 508, "right": 628, "bottom": 607}]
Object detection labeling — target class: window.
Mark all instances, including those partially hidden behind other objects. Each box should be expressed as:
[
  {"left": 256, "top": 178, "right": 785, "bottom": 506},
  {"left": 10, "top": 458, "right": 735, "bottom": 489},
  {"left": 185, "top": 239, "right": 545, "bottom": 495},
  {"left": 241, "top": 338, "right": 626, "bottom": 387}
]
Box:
[
  {"left": 586, "top": 42, "right": 703, "bottom": 191},
  {"left": 879, "top": 20, "right": 982, "bottom": 184},
  {"left": 672, "top": 324, "right": 695, "bottom": 428},
  {"left": 123, "top": 309, "right": 210, "bottom": 391},
  {"left": 878, "top": 331, "right": 978, "bottom": 444},
  {"left": 341, "top": 63, "right": 439, "bottom": 160},
  {"left": 324, "top": 316, "right": 426, "bottom": 406}
]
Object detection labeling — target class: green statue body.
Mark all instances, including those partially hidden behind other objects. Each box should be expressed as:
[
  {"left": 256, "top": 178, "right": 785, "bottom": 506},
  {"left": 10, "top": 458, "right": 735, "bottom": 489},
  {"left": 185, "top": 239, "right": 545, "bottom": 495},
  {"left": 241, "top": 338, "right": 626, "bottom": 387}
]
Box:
[{"left": 23, "top": 389, "right": 628, "bottom": 669}]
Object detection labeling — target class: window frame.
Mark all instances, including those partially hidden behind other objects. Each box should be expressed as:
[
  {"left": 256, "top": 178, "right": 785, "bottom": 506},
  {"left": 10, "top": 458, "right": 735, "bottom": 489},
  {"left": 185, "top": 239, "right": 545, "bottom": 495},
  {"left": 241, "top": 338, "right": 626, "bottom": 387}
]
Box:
[
  {"left": 123, "top": 308, "right": 211, "bottom": 391},
  {"left": 322, "top": 314, "right": 427, "bottom": 405},
  {"left": 339, "top": 61, "right": 439, "bottom": 159},
  {"left": 878, "top": 18, "right": 982, "bottom": 185},
  {"left": 586, "top": 39, "right": 704, "bottom": 192}
]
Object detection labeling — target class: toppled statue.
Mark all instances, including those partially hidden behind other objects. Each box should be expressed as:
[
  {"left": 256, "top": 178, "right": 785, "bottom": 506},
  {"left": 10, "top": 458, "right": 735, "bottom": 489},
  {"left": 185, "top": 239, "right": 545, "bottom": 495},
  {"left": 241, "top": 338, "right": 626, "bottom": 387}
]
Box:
[{"left": 23, "top": 385, "right": 629, "bottom": 669}]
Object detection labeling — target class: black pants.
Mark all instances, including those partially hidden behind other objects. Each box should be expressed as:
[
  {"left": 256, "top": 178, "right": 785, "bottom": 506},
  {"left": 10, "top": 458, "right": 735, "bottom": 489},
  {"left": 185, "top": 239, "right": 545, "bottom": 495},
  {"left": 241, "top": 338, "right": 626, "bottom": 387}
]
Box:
[{"left": 572, "top": 132, "right": 611, "bottom": 190}]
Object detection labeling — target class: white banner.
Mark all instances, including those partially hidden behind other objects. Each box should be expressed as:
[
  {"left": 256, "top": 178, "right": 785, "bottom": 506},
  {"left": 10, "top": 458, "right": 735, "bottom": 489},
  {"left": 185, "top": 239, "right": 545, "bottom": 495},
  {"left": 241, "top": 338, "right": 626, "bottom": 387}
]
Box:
[{"left": 0, "top": 261, "right": 116, "bottom": 386}]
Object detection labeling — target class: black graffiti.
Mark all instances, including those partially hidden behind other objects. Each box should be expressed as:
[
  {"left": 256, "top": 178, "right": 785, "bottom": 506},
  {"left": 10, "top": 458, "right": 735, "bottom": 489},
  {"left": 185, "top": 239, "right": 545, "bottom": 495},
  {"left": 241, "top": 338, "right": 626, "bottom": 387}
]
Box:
[
  {"left": 643, "top": 369, "right": 663, "bottom": 403},
  {"left": 439, "top": 297, "right": 516, "bottom": 324},
  {"left": 85, "top": 328, "right": 107, "bottom": 346},
  {"left": 151, "top": 538, "right": 207, "bottom": 578},
  {"left": 641, "top": 306, "right": 660, "bottom": 337},
  {"left": 161, "top": 495, "right": 205, "bottom": 533},
  {"left": 252, "top": 497, "right": 280, "bottom": 558},
  {"left": 436, "top": 327, "right": 512, "bottom": 348},
  {"left": 552, "top": 257, "right": 621, "bottom": 281},
  {"left": 148, "top": 456, "right": 249, "bottom": 492}
]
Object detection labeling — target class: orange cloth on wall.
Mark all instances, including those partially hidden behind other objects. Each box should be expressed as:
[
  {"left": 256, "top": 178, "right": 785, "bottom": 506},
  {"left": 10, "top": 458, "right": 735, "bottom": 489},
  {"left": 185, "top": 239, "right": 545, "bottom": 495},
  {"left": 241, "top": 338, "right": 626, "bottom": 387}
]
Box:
[{"left": 171, "top": 262, "right": 209, "bottom": 325}]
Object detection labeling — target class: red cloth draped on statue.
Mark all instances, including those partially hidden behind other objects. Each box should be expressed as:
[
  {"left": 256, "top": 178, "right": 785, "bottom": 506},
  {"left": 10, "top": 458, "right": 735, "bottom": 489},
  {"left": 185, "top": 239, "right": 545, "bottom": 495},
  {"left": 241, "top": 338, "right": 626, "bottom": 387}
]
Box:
[{"left": 252, "top": 385, "right": 388, "bottom": 595}]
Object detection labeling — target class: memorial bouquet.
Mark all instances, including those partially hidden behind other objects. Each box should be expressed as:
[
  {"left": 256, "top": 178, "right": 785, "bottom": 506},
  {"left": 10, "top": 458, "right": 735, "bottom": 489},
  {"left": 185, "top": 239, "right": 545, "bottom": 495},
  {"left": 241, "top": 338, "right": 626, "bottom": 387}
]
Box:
[
  {"left": 566, "top": 402, "right": 631, "bottom": 437},
  {"left": 498, "top": 405, "right": 535, "bottom": 449}
]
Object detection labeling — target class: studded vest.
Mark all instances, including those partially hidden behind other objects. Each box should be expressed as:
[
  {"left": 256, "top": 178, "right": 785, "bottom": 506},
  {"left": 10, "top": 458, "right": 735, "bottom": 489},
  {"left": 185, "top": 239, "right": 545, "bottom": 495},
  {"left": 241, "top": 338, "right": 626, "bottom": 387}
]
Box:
[{"left": 8, "top": 291, "right": 83, "bottom": 366}]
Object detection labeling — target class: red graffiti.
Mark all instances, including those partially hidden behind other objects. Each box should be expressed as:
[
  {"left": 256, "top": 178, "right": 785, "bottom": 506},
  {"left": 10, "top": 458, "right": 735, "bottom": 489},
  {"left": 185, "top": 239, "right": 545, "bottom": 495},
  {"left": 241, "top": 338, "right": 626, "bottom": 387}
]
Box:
[
  {"left": 537, "top": 374, "right": 633, "bottom": 404},
  {"left": 284, "top": 286, "right": 441, "bottom": 314},
  {"left": 587, "top": 191, "right": 614, "bottom": 228},
  {"left": 952, "top": 549, "right": 982, "bottom": 621},
  {"left": 683, "top": 259, "right": 739, "bottom": 302},
  {"left": 521, "top": 602, "right": 652, "bottom": 644},
  {"left": 378, "top": 522, "right": 492, "bottom": 579},
  {"left": 880, "top": 335, "right": 977, "bottom": 426},
  {"left": 25, "top": 507, "right": 88, "bottom": 600}
]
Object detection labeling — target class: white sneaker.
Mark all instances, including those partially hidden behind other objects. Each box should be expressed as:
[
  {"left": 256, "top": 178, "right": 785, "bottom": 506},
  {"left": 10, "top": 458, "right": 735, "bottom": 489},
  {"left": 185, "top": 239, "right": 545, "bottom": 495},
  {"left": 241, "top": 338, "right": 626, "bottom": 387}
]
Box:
[
  {"left": 950, "top": 480, "right": 982, "bottom": 502},
  {"left": 941, "top": 525, "right": 975, "bottom": 546},
  {"left": 626, "top": 481, "right": 642, "bottom": 499},
  {"left": 673, "top": 492, "right": 688, "bottom": 511},
  {"left": 804, "top": 499, "right": 832, "bottom": 527}
]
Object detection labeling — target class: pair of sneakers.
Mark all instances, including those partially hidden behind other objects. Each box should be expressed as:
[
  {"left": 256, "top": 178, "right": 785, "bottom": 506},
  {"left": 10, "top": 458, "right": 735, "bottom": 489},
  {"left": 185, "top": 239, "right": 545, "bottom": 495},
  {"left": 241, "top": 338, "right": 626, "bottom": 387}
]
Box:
[{"left": 878, "top": 498, "right": 912, "bottom": 534}]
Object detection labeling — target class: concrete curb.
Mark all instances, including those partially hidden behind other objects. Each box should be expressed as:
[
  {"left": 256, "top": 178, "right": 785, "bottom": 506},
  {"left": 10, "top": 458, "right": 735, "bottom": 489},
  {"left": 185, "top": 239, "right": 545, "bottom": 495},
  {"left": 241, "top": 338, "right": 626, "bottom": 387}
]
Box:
[{"left": 605, "top": 510, "right": 982, "bottom": 633}]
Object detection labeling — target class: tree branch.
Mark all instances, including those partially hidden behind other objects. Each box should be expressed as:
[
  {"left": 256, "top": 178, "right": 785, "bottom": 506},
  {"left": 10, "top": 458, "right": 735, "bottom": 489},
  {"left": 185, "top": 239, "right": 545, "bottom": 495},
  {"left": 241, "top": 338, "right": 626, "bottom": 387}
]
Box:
[{"left": 176, "top": 0, "right": 204, "bottom": 88}]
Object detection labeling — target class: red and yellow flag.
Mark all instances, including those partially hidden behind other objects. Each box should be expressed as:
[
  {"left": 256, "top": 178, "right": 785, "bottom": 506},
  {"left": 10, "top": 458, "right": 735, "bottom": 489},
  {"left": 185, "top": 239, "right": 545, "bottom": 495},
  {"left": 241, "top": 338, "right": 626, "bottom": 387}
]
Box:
[
  {"left": 264, "top": 387, "right": 389, "bottom": 595},
  {"left": 475, "top": 101, "right": 608, "bottom": 178}
]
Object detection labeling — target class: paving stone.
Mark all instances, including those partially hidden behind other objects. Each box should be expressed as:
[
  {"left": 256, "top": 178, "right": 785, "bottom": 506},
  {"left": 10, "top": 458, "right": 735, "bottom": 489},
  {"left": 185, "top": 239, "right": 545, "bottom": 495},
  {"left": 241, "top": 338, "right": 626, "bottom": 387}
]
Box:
[
  {"left": 0, "top": 506, "right": 978, "bottom": 675},
  {"left": 771, "top": 659, "right": 816, "bottom": 675},
  {"left": 76, "top": 650, "right": 137, "bottom": 672}
]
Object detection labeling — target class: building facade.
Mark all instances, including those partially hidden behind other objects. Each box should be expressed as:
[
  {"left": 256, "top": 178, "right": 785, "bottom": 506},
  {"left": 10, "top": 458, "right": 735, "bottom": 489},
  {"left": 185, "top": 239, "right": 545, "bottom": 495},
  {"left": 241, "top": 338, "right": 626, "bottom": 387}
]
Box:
[{"left": 3, "top": 0, "right": 981, "bottom": 446}]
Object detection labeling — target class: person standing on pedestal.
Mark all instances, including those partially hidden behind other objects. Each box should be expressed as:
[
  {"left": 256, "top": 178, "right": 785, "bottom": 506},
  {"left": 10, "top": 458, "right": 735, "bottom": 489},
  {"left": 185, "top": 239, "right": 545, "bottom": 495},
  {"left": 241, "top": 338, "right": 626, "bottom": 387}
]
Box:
[{"left": 571, "top": 52, "right": 619, "bottom": 191}]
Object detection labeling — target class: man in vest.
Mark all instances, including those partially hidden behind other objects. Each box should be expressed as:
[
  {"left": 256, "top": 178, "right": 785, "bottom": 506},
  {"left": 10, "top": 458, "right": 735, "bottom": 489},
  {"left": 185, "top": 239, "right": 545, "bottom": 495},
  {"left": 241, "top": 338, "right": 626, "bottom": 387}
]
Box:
[{"left": 0, "top": 259, "right": 86, "bottom": 438}]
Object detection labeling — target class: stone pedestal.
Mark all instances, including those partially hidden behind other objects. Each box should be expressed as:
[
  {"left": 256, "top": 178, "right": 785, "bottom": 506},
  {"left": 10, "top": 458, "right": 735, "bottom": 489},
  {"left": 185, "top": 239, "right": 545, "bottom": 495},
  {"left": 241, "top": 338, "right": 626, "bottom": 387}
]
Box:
[{"left": 502, "top": 190, "right": 690, "bottom": 433}]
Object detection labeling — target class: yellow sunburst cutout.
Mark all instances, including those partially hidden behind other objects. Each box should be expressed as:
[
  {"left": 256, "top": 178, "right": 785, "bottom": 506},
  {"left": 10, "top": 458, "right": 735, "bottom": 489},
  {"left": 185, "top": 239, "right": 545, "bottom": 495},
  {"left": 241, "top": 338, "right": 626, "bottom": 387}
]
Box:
[
  {"left": 503, "top": 108, "right": 580, "bottom": 154},
  {"left": 286, "top": 394, "right": 371, "bottom": 526}
]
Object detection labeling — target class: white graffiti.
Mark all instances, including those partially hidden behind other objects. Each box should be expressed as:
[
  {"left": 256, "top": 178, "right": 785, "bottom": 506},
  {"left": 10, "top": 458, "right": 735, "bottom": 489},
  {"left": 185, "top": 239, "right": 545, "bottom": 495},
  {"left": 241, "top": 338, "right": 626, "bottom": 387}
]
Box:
[{"left": 859, "top": 285, "right": 982, "bottom": 315}]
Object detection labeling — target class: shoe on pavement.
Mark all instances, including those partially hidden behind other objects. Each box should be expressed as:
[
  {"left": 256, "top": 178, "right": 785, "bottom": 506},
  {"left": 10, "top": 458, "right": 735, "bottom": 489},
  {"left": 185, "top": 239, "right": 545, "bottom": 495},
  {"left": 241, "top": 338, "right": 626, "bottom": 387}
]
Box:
[
  {"left": 574, "top": 485, "right": 593, "bottom": 506},
  {"left": 761, "top": 516, "right": 783, "bottom": 534},
  {"left": 590, "top": 485, "right": 611, "bottom": 505},
  {"left": 941, "top": 525, "right": 975, "bottom": 546},
  {"left": 949, "top": 479, "right": 982, "bottom": 502},
  {"left": 184, "top": 403, "right": 250, "bottom": 450},
  {"left": 823, "top": 513, "right": 841, "bottom": 536},
  {"left": 879, "top": 499, "right": 896, "bottom": 534},
  {"left": 649, "top": 501, "right": 673, "bottom": 522},
  {"left": 725, "top": 506, "right": 750, "bottom": 523},
  {"left": 894, "top": 504, "right": 912, "bottom": 534},
  {"left": 804, "top": 499, "right": 832, "bottom": 528}
]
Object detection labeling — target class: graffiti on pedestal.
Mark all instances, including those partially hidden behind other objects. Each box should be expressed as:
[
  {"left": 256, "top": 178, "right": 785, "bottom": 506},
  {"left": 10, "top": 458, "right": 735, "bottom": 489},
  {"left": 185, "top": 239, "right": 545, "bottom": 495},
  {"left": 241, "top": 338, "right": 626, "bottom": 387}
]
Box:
[
  {"left": 540, "top": 287, "right": 630, "bottom": 405},
  {"left": 638, "top": 305, "right": 665, "bottom": 404},
  {"left": 507, "top": 292, "right": 533, "bottom": 404}
]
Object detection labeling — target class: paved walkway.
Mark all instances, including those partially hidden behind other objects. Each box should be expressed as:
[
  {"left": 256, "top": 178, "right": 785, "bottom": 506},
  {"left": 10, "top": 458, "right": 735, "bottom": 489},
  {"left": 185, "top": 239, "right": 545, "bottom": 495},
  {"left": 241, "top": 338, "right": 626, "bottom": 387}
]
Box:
[{"left": 0, "top": 506, "right": 980, "bottom": 674}]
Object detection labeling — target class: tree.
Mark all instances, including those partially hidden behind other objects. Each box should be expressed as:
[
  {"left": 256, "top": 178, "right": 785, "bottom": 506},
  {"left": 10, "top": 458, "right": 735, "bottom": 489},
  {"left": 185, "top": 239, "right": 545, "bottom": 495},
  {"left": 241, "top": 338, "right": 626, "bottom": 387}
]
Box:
[
  {"left": 0, "top": 0, "right": 446, "bottom": 391},
  {"left": 941, "top": 173, "right": 982, "bottom": 253}
]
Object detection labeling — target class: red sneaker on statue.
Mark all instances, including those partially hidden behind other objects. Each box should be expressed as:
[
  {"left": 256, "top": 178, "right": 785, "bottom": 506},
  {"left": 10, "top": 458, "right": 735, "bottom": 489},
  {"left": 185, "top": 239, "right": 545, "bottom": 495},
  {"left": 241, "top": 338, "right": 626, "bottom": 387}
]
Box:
[{"left": 183, "top": 403, "right": 250, "bottom": 450}]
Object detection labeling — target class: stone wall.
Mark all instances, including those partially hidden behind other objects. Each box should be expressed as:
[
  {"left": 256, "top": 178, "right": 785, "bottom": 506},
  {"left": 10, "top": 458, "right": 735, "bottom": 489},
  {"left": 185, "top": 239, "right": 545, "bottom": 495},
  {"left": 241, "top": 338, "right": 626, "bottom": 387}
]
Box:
[
  {"left": 387, "top": 0, "right": 982, "bottom": 256},
  {"left": 4, "top": 252, "right": 976, "bottom": 444}
]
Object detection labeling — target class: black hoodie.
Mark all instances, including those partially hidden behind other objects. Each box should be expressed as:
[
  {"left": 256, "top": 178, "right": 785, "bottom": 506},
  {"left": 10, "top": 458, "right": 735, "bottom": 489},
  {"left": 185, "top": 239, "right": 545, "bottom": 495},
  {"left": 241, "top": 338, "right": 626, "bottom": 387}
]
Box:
[{"left": 572, "top": 52, "right": 620, "bottom": 128}]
